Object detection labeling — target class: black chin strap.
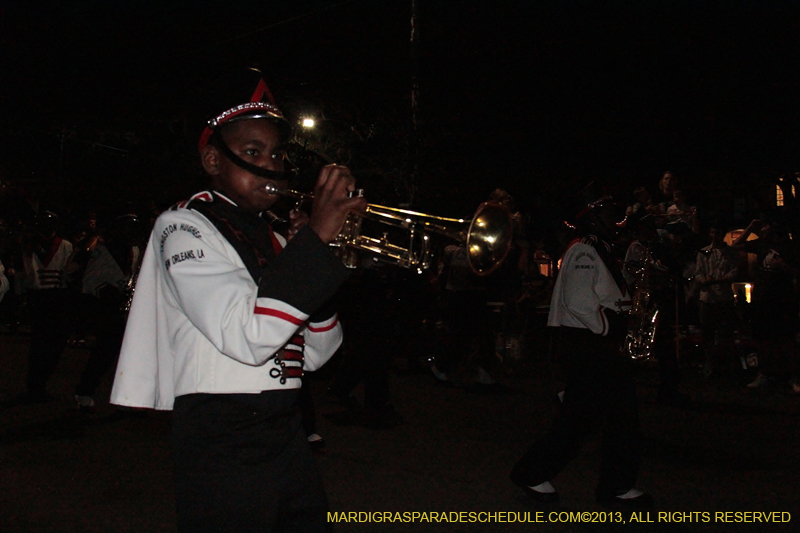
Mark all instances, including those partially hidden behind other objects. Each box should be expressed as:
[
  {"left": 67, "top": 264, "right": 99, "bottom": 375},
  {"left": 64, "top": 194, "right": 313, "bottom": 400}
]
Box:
[{"left": 213, "top": 129, "right": 296, "bottom": 181}]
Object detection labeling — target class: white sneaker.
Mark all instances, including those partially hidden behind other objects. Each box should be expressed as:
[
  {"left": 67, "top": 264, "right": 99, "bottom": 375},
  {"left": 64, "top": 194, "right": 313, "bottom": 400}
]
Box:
[
  {"left": 617, "top": 488, "right": 644, "bottom": 499},
  {"left": 529, "top": 481, "right": 556, "bottom": 494},
  {"left": 747, "top": 373, "right": 769, "bottom": 388},
  {"left": 524, "top": 481, "right": 560, "bottom": 503},
  {"left": 307, "top": 433, "right": 324, "bottom": 451}
]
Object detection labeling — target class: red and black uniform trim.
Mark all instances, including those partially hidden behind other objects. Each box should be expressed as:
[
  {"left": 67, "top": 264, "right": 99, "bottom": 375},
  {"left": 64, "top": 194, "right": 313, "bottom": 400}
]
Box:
[
  {"left": 186, "top": 192, "right": 349, "bottom": 317},
  {"left": 183, "top": 192, "right": 350, "bottom": 382},
  {"left": 269, "top": 333, "right": 306, "bottom": 384}
]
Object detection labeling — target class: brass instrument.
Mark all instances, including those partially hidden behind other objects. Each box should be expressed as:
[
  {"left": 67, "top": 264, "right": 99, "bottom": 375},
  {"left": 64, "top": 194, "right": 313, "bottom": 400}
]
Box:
[
  {"left": 264, "top": 185, "right": 513, "bottom": 275},
  {"left": 623, "top": 249, "right": 661, "bottom": 360},
  {"left": 121, "top": 249, "right": 143, "bottom": 313}
]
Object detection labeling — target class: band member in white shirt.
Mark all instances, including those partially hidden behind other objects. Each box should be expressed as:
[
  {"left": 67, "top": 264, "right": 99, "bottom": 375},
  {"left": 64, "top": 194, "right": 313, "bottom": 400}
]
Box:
[
  {"left": 21, "top": 211, "right": 73, "bottom": 402},
  {"left": 111, "top": 68, "right": 365, "bottom": 532},
  {"left": 510, "top": 183, "right": 653, "bottom": 509}
]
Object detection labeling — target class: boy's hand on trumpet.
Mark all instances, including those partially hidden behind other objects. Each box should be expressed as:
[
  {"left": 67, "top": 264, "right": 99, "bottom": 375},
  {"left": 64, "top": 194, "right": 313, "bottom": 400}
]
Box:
[{"left": 309, "top": 164, "right": 367, "bottom": 243}]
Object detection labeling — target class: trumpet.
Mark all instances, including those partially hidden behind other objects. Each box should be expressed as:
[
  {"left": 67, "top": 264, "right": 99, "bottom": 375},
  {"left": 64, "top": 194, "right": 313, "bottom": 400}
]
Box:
[{"left": 264, "top": 185, "right": 513, "bottom": 276}]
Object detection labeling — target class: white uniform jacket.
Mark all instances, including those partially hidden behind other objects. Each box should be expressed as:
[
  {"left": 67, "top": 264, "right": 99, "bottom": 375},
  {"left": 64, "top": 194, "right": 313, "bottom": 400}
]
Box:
[
  {"left": 547, "top": 237, "right": 631, "bottom": 335},
  {"left": 110, "top": 191, "right": 347, "bottom": 410},
  {"left": 81, "top": 244, "right": 128, "bottom": 297},
  {"left": 23, "top": 237, "right": 73, "bottom": 290}
]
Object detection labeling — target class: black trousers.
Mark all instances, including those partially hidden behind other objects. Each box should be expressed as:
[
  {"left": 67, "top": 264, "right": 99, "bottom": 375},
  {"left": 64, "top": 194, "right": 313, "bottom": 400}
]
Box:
[
  {"left": 75, "top": 295, "right": 126, "bottom": 397},
  {"left": 172, "top": 390, "right": 330, "bottom": 533},
  {"left": 653, "top": 289, "right": 681, "bottom": 399},
  {"left": 26, "top": 289, "right": 70, "bottom": 396},
  {"left": 438, "top": 289, "right": 493, "bottom": 374},
  {"left": 510, "top": 327, "right": 642, "bottom": 499},
  {"left": 329, "top": 273, "right": 394, "bottom": 410}
]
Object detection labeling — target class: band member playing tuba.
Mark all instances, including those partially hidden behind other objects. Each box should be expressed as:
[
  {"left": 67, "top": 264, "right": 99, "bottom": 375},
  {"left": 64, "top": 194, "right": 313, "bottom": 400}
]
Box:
[{"left": 110, "top": 67, "right": 365, "bottom": 532}]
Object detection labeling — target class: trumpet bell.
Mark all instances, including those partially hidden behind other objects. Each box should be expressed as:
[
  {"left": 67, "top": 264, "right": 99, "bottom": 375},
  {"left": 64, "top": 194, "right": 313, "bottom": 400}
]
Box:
[
  {"left": 263, "top": 184, "right": 514, "bottom": 275},
  {"left": 466, "top": 202, "right": 514, "bottom": 276}
]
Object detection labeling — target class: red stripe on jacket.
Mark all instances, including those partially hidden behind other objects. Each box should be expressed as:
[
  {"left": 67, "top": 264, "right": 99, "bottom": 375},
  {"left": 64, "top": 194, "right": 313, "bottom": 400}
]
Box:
[
  {"left": 308, "top": 317, "right": 338, "bottom": 332},
  {"left": 253, "top": 306, "right": 305, "bottom": 326}
]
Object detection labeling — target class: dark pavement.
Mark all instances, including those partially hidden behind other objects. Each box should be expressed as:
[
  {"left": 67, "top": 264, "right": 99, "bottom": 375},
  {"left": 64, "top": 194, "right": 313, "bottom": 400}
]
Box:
[{"left": 1, "top": 329, "right": 799, "bottom": 533}]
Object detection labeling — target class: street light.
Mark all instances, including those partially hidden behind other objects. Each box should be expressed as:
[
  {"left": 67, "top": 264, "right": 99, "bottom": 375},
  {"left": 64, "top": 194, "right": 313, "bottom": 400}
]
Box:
[{"left": 300, "top": 117, "right": 316, "bottom": 151}]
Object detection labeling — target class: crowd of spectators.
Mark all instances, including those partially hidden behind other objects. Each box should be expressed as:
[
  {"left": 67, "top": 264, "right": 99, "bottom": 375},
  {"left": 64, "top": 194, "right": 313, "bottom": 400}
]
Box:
[{"left": 620, "top": 171, "right": 800, "bottom": 395}]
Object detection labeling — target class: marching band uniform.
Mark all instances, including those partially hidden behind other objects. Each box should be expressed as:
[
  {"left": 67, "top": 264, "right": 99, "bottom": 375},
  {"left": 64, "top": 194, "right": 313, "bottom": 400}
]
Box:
[
  {"left": 73, "top": 239, "right": 139, "bottom": 409},
  {"left": 22, "top": 234, "right": 73, "bottom": 291},
  {"left": 111, "top": 190, "right": 345, "bottom": 408},
  {"left": 547, "top": 236, "right": 631, "bottom": 335},
  {"left": 111, "top": 68, "right": 357, "bottom": 532},
  {"left": 23, "top": 228, "right": 73, "bottom": 400},
  {"left": 511, "top": 191, "right": 652, "bottom": 508},
  {"left": 111, "top": 190, "right": 348, "bottom": 532}
]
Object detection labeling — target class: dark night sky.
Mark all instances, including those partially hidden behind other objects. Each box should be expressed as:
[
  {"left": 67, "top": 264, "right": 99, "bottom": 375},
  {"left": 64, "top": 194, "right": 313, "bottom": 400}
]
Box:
[{"left": 2, "top": 0, "right": 800, "bottom": 217}]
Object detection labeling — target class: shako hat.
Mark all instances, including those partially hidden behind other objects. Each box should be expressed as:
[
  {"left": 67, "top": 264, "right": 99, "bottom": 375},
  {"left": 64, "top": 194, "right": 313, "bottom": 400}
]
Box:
[{"left": 198, "top": 67, "right": 291, "bottom": 151}]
